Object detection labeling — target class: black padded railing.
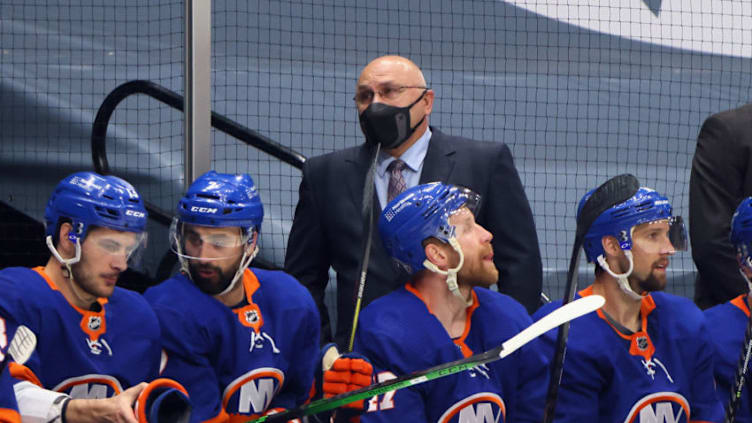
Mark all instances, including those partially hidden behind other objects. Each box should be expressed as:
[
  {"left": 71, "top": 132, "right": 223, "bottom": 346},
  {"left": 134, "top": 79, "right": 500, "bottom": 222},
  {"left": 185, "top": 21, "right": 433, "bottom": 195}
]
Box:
[{"left": 91, "top": 79, "right": 307, "bottom": 276}]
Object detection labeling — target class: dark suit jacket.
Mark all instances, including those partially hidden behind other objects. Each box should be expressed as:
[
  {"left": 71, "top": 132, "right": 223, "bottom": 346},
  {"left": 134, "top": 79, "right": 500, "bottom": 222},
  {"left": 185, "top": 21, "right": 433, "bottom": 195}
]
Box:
[
  {"left": 691, "top": 104, "right": 752, "bottom": 309},
  {"left": 285, "top": 127, "right": 542, "bottom": 346}
]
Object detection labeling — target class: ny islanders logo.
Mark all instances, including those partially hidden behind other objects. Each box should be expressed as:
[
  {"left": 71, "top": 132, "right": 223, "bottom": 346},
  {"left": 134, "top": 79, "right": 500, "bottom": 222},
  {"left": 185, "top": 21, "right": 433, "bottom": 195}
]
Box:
[
  {"left": 222, "top": 367, "right": 285, "bottom": 417},
  {"left": 53, "top": 374, "right": 123, "bottom": 399},
  {"left": 623, "top": 392, "right": 690, "bottom": 423},
  {"left": 438, "top": 392, "right": 506, "bottom": 423}
]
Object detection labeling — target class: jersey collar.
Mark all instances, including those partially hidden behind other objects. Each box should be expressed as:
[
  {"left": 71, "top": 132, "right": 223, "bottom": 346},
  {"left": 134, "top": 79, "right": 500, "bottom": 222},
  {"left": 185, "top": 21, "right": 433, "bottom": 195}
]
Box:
[
  {"left": 731, "top": 293, "right": 750, "bottom": 317},
  {"left": 32, "top": 266, "right": 108, "bottom": 341},
  {"left": 231, "top": 268, "right": 264, "bottom": 333},
  {"left": 405, "top": 283, "right": 479, "bottom": 358},
  {"left": 579, "top": 284, "right": 657, "bottom": 361}
]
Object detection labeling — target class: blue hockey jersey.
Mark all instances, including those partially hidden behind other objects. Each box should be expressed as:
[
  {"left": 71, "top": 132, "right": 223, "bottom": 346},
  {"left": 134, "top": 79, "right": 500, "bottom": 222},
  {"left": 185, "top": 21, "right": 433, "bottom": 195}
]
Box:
[
  {"left": 0, "top": 314, "right": 20, "bottom": 423},
  {"left": 354, "top": 284, "right": 548, "bottom": 423},
  {"left": 533, "top": 285, "right": 723, "bottom": 423},
  {"left": 704, "top": 294, "right": 752, "bottom": 423},
  {"left": 0, "top": 267, "right": 161, "bottom": 399},
  {"left": 144, "top": 268, "right": 320, "bottom": 423}
]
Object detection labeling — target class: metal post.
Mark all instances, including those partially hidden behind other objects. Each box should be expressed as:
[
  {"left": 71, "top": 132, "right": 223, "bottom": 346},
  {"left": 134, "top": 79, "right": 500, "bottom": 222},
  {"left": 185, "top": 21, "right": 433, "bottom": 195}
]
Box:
[{"left": 184, "top": 0, "right": 212, "bottom": 188}]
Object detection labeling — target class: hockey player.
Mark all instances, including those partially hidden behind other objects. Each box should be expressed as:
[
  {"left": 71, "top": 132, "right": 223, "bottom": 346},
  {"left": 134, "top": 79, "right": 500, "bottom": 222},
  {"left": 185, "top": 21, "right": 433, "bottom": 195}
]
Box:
[
  {"left": 0, "top": 171, "right": 190, "bottom": 423},
  {"left": 0, "top": 313, "right": 20, "bottom": 423},
  {"left": 351, "top": 182, "right": 548, "bottom": 422},
  {"left": 705, "top": 196, "right": 752, "bottom": 422},
  {"left": 534, "top": 183, "right": 723, "bottom": 422},
  {"left": 144, "top": 171, "right": 322, "bottom": 422}
]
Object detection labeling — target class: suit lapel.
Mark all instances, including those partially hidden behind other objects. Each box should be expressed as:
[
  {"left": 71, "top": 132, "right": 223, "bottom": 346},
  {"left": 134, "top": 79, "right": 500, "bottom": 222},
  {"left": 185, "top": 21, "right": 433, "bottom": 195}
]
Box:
[{"left": 419, "top": 128, "right": 456, "bottom": 184}]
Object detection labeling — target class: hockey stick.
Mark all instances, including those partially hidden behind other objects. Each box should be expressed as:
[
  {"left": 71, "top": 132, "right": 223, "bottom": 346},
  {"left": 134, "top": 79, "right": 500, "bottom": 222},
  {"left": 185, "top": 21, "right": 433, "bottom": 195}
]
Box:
[
  {"left": 347, "top": 143, "right": 381, "bottom": 352},
  {"left": 0, "top": 324, "right": 37, "bottom": 372},
  {"left": 249, "top": 295, "right": 605, "bottom": 423},
  {"left": 724, "top": 298, "right": 752, "bottom": 423},
  {"left": 543, "top": 174, "right": 640, "bottom": 423}
]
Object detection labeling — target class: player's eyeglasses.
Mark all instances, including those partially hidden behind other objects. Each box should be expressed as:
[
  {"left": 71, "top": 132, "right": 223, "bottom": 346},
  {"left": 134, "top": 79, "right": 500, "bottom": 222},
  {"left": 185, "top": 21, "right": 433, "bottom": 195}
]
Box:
[{"left": 353, "top": 85, "right": 428, "bottom": 106}]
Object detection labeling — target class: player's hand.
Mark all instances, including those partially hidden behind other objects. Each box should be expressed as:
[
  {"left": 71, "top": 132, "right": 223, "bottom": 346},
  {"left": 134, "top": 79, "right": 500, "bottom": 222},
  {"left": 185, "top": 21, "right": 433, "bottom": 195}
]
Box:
[
  {"left": 262, "top": 407, "right": 301, "bottom": 423},
  {"left": 65, "top": 382, "right": 146, "bottom": 423},
  {"left": 323, "top": 354, "right": 373, "bottom": 407},
  {"left": 313, "top": 344, "right": 373, "bottom": 423}
]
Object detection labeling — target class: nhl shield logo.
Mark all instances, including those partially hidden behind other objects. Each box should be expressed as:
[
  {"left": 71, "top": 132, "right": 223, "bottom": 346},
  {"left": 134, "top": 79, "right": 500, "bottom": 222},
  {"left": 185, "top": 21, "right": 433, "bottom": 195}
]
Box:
[
  {"left": 88, "top": 316, "right": 102, "bottom": 331},
  {"left": 636, "top": 336, "right": 649, "bottom": 351},
  {"left": 245, "top": 310, "right": 259, "bottom": 325}
]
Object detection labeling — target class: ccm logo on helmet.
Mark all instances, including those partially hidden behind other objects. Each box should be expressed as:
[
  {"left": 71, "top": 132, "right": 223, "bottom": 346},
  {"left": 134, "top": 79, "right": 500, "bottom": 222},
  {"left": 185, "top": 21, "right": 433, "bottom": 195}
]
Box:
[
  {"left": 190, "top": 206, "right": 218, "bottom": 214},
  {"left": 125, "top": 210, "right": 146, "bottom": 218}
]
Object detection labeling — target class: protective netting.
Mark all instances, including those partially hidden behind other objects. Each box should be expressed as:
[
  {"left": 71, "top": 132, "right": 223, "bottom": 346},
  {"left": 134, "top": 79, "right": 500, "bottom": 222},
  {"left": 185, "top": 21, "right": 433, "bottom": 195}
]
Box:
[{"left": 2, "top": 1, "right": 751, "bottom": 301}]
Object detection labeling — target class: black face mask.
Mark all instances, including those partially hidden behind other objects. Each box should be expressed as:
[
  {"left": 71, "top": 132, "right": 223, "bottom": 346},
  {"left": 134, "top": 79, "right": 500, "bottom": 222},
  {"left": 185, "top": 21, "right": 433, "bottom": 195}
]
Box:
[{"left": 359, "top": 89, "right": 427, "bottom": 150}]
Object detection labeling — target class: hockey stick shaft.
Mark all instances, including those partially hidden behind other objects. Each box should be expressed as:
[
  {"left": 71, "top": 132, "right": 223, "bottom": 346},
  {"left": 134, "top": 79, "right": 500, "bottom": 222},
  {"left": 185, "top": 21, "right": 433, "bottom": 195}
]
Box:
[
  {"left": 249, "top": 295, "right": 604, "bottom": 423},
  {"left": 347, "top": 143, "right": 380, "bottom": 352},
  {"left": 724, "top": 298, "right": 752, "bottom": 423},
  {"left": 543, "top": 240, "right": 582, "bottom": 423}
]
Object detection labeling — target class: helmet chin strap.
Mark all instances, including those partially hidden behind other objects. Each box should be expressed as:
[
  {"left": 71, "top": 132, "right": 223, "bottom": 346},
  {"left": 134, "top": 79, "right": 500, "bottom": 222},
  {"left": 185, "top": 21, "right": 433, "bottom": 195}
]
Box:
[
  {"left": 423, "top": 237, "right": 472, "bottom": 306},
  {"left": 596, "top": 250, "right": 642, "bottom": 301},
  {"left": 173, "top": 230, "right": 192, "bottom": 279},
  {"left": 46, "top": 235, "right": 94, "bottom": 306},
  {"left": 740, "top": 256, "right": 752, "bottom": 293},
  {"left": 216, "top": 245, "right": 259, "bottom": 297}
]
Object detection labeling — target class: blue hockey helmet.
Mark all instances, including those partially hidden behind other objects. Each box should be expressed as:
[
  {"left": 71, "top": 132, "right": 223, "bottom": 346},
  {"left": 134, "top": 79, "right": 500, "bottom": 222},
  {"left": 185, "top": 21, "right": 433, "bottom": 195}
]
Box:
[
  {"left": 731, "top": 197, "right": 752, "bottom": 271},
  {"left": 44, "top": 171, "right": 148, "bottom": 244},
  {"left": 175, "top": 170, "right": 263, "bottom": 232},
  {"left": 173, "top": 171, "right": 264, "bottom": 296},
  {"left": 378, "top": 182, "right": 480, "bottom": 275},
  {"left": 579, "top": 186, "right": 686, "bottom": 263}
]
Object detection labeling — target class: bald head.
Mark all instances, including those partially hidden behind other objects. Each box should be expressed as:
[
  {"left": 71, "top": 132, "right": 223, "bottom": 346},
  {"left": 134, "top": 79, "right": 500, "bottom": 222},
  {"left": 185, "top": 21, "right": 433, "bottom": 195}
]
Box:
[
  {"left": 354, "top": 55, "right": 434, "bottom": 156},
  {"left": 357, "top": 55, "right": 426, "bottom": 89}
]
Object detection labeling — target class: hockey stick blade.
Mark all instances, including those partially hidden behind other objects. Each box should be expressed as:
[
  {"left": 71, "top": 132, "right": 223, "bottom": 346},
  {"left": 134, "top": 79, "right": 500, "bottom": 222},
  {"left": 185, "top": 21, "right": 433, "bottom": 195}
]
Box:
[
  {"left": 248, "top": 295, "right": 605, "bottom": 423},
  {"left": 543, "top": 173, "right": 640, "bottom": 423},
  {"left": 0, "top": 325, "right": 37, "bottom": 372},
  {"left": 575, "top": 174, "right": 640, "bottom": 240}
]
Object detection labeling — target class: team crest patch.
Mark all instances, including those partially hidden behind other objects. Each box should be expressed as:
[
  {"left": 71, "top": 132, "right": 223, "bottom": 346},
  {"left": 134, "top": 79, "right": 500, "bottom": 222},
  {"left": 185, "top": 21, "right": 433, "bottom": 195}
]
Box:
[
  {"left": 245, "top": 309, "right": 260, "bottom": 325},
  {"left": 87, "top": 316, "right": 102, "bottom": 331},
  {"left": 636, "top": 336, "right": 649, "bottom": 351}
]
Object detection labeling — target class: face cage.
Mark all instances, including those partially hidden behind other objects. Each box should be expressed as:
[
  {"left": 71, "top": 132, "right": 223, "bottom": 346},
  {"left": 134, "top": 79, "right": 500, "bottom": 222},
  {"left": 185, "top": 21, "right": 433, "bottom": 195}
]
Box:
[{"left": 169, "top": 218, "right": 254, "bottom": 261}]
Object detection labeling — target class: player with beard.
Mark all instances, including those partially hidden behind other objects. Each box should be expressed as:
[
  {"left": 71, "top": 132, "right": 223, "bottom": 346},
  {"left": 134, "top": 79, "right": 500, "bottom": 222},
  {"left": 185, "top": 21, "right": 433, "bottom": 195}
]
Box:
[
  {"left": 0, "top": 171, "right": 191, "bottom": 423},
  {"left": 705, "top": 197, "right": 752, "bottom": 422},
  {"left": 145, "top": 171, "right": 330, "bottom": 422},
  {"left": 350, "top": 182, "right": 548, "bottom": 423},
  {"left": 534, "top": 184, "right": 723, "bottom": 422}
]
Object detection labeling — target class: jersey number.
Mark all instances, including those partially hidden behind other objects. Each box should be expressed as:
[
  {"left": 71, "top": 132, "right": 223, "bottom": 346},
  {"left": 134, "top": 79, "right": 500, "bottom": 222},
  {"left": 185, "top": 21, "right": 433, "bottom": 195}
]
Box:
[{"left": 367, "top": 371, "right": 396, "bottom": 412}]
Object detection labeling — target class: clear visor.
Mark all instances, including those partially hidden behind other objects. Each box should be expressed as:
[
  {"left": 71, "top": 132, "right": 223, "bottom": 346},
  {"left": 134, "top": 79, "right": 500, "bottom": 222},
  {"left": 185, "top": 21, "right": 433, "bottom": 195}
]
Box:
[
  {"left": 169, "top": 218, "right": 253, "bottom": 261},
  {"left": 452, "top": 186, "right": 481, "bottom": 216},
  {"left": 86, "top": 230, "right": 148, "bottom": 266},
  {"left": 631, "top": 216, "right": 687, "bottom": 254}
]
